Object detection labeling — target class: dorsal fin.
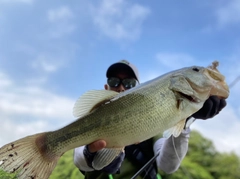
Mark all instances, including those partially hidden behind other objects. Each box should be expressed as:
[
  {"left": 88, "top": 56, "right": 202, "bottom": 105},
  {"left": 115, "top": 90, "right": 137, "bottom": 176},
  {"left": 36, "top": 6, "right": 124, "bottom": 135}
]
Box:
[{"left": 73, "top": 90, "right": 119, "bottom": 119}]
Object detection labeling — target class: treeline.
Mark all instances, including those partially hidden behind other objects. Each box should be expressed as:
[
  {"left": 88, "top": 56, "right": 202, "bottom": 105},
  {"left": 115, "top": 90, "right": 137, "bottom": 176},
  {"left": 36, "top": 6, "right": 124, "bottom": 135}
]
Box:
[
  {"left": 1, "top": 130, "right": 240, "bottom": 179},
  {"left": 159, "top": 130, "right": 240, "bottom": 179}
]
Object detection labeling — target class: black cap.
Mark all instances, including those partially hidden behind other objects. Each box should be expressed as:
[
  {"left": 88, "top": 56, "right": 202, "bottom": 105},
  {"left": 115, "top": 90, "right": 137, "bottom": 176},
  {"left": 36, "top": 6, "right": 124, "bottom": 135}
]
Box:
[{"left": 106, "top": 60, "right": 139, "bottom": 82}]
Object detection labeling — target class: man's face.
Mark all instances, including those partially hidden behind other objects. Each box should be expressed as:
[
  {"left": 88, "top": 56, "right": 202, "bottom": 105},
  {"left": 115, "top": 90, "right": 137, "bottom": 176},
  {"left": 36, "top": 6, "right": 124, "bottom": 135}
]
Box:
[{"left": 105, "top": 72, "right": 137, "bottom": 92}]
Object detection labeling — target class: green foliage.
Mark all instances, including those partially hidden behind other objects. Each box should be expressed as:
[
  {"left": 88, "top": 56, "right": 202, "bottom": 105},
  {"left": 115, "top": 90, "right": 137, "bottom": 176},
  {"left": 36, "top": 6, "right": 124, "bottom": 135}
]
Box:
[
  {"left": 210, "top": 152, "right": 240, "bottom": 179},
  {"left": 1, "top": 131, "right": 239, "bottom": 179},
  {"left": 48, "top": 130, "right": 240, "bottom": 179},
  {"left": 49, "top": 150, "right": 84, "bottom": 179},
  {"left": 0, "top": 170, "right": 17, "bottom": 179},
  {"left": 159, "top": 157, "right": 214, "bottom": 179},
  {"left": 160, "top": 130, "right": 240, "bottom": 179},
  {"left": 0, "top": 150, "right": 83, "bottom": 179}
]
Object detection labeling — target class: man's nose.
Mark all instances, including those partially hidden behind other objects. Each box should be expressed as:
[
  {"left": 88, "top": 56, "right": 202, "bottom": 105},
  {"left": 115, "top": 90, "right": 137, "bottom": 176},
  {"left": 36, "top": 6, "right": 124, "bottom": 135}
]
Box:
[{"left": 117, "top": 84, "right": 125, "bottom": 92}]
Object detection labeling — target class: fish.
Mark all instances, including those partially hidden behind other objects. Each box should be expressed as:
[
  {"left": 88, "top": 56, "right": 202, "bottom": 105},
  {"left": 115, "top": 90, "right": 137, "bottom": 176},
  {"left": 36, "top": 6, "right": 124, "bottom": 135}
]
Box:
[{"left": 0, "top": 61, "right": 229, "bottom": 179}]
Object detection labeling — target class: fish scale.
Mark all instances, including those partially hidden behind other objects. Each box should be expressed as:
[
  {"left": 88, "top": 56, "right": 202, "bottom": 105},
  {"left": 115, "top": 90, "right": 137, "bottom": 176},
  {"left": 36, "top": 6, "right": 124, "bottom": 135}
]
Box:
[{"left": 45, "top": 66, "right": 220, "bottom": 151}]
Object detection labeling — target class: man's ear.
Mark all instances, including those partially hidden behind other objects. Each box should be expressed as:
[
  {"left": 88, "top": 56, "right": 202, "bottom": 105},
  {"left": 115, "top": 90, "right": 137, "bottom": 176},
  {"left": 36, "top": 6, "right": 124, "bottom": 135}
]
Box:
[{"left": 104, "top": 84, "right": 108, "bottom": 90}]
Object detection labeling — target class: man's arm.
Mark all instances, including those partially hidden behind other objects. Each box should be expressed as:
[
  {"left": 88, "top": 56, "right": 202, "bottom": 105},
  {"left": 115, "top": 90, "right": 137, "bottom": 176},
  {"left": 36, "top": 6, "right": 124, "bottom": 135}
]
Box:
[
  {"left": 153, "top": 128, "right": 190, "bottom": 174},
  {"left": 74, "top": 146, "right": 94, "bottom": 172}
]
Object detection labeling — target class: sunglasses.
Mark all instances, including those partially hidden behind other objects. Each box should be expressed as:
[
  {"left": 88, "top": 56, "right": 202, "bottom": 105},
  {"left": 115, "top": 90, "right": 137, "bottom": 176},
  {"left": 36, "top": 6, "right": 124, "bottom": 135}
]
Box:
[{"left": 107, "top": 77, "right": 138, "bottom": 89}]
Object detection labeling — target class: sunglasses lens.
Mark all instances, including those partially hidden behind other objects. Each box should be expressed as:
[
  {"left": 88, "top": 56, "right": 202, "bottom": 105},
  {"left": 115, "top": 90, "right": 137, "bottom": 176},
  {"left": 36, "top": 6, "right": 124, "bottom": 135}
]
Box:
[
  {"left": 122, "top": 79, "right": 138, "bottom": 89},
  {"left": 107, "top": 77, "right": 121, "bottom": 87}
]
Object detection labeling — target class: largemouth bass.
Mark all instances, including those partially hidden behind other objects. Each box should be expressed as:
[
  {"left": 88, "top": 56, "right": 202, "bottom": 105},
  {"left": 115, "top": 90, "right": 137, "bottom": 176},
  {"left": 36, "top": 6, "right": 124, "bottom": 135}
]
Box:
[{"left": 0, "top": 61, "right": 229, "bottom": 179}]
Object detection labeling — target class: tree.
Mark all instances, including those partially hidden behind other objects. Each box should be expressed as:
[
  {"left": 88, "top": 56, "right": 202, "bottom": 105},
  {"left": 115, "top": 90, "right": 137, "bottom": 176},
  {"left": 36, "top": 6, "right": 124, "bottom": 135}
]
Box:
[
  {"left": 1, "top": 131, "right": 239, "bottom": 179},
  {"left": 0, "top": 170, "right": 17, "bottom": 179},
  {"left": 210, "top": 152, "right": 240, "bottom": 179},
  {"left": 49, "top": 150, "right": 84, "bottom": 179},
  {"left": 159, "top": 130, "right": 240, "bottom": 179},
  {"left": 0, "top": 150, "right": 83, "bottom": 179}
]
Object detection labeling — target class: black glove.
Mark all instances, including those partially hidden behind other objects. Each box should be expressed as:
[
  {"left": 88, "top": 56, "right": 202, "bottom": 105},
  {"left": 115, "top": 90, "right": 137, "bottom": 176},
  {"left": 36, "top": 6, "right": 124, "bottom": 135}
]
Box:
[
  {"left": 83, "top": 145, "right": 125, "bottom": 174},
  {"left": 83, "top": 145, "right": 96, "bottom": 169},
  {"left": 191, "top": 95, "right": 227, "bottom": 120}
]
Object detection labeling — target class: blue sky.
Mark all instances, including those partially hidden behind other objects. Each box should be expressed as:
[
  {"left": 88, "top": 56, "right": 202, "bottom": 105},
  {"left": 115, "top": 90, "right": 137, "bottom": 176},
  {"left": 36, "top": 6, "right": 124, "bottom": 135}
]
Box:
[{"left": 0, "top": 0, "right": 240, "bottom": 156}]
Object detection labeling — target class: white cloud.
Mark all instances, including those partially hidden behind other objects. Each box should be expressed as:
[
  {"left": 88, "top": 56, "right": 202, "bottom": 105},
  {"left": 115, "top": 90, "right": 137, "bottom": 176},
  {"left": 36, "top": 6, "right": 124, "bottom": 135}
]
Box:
[
  {"left": 48, "top": 24, "right": 76, "bottom": 39},
  {"left": 90, "top": 0, "right": 150, "bottom": 41},
  {"left": 0, "top": 91, "right": 73, "bottom": 119},
  {"left": 39, "top": 62, "right": 57, "bottom": 72},
  {"left": 32, "top": 55, "right": 64, "bottom": 73},
  {"left": 0, "top": 0, "right": 33, "bottom": 4},
  {"left": 192, "top": 105, "right": 240, "bottom": 156},
  {"left": 216, "top": 0, "right": 240, "bottom": 26},
  {"left": 143, "top": 53, "right": 210, "bottom": 83},
  {"left": 48, "top": 6, "right": 74, "bottom": 22},
  {"left": 0, "top": 71, "right": 76, "bottom": 147},
  {"left": 0, "top": 71, "right": 74, "bottom": 120},
  {"left": 0, "top": 85, "right": 74, "bottom": 119},
  {"left": 0, "top": 72, "right": 12, "bottom": 88},
  {"left": 0, "top": 118, "right": 49, "bottom": 147},
  {"left": 47, "top": 6, "right": 76, "bottom": 38},
  {"left": 156, "top": 52, "right": 196, "bottom": 69}
]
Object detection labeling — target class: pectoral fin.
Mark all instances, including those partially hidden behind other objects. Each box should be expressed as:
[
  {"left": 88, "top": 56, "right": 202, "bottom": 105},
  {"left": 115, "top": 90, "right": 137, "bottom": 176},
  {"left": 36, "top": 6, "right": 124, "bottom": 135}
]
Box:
[
  {"left": 92, "top": 148, "right": 124, "bottom": 170},
  {"left": 73, "top": 90, "right": 119, "bottom": 118},
  {"left": 163, "top": 119, "right": 186, "bottom": 138}
]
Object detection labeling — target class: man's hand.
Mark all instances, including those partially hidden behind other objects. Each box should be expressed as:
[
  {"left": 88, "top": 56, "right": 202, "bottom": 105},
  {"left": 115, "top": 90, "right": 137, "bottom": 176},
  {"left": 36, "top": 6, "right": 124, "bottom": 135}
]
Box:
[
  {"left": 192, "top": 96, "right": 227, "bottom": 120},
  {"left": 88, "top": 140, "right": 107, "bottom": 153},
  {"left": 83, "top": 140, "right": 106, "bottom": 169}
]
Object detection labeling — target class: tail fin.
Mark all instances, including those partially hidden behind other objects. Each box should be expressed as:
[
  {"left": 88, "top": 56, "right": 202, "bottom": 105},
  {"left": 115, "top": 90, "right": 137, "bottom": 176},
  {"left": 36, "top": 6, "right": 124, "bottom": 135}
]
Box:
[{"left": 0, "top": 133, "right": 60, "bottom": 179}]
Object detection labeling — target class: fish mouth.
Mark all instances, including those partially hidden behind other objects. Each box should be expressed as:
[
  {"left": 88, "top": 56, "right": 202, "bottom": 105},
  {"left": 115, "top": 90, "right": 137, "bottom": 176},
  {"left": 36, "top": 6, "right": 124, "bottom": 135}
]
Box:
[
  {"left": 177, "top": 92, "right": 200, "bottom": 103},
  {"left": 204, "top": 61, "right": 229, "bottom": 99}
]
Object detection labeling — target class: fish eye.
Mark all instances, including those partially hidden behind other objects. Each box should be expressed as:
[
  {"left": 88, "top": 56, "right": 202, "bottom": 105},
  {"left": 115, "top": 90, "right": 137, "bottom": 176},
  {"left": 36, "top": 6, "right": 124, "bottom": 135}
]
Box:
[{"left": 192, "top": 67, "right": 199, "bottom": 72}]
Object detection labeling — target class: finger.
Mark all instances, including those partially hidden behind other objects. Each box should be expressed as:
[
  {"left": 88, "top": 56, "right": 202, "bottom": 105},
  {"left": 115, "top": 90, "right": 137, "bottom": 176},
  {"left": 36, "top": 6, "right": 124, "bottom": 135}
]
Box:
[
  {"left": 88, "top": 140, "right": 107, "bottom": 153},
  {"left": 203, "top": 99, "right": 213, "bottom": 119},
  {"left": 196, "top": 98, "right": 214, "bottom": 119},
  {"left": 219, "top": 99, "right": 227, "bottom": 111},
  {"left": 208, "top": 96, "right": 220, "bottom": 117}
]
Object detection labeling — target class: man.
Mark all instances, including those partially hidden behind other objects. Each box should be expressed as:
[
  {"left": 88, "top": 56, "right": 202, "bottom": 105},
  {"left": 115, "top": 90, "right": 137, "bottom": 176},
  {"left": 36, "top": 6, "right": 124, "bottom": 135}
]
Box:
[{"left": 74, "top": 60, "right": 226, "bottom": 179}]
